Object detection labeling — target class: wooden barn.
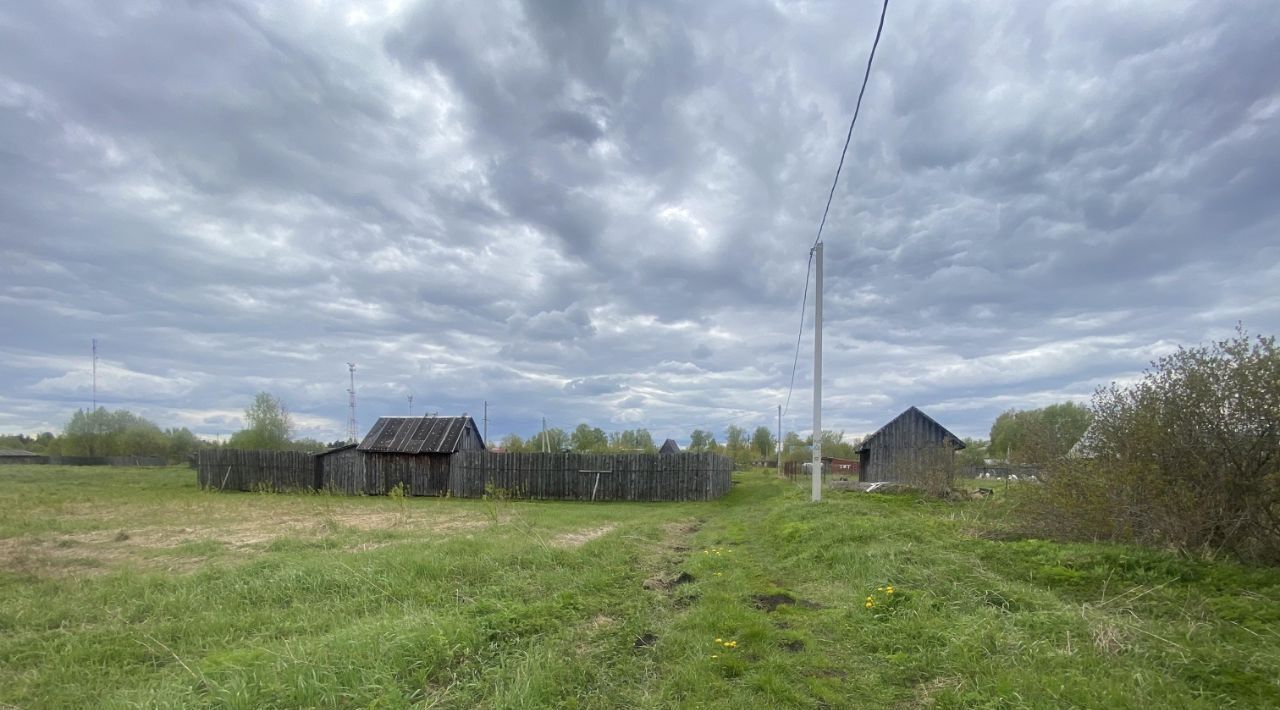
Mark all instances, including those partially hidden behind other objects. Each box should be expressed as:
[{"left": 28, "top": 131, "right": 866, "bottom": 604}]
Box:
[
  {"left": 659, "top": 438, "right": 681, "bottom": 455},
  {"left": 332, "top": 415, "right": 486, "bottom": 496},
  {"left": 856, "top": 407, "right": 965, "bottom": 483},
  {"left": 0, "top": 449, "right": 45, "bottom": 465}
]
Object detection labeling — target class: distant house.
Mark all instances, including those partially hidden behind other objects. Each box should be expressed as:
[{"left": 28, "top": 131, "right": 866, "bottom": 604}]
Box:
[
  {"left": 319, "top": 415, "right": 485, "bottom": 495},
  {"left": 659, "top": 439, "right": 681, "bottom": 455},
  {"left": 823, "top": 457, "right": 859, "bottom": 476},
  {"left": 0, "top": 449, "right": 44, "bottom": 465},
  {"left": 856, "top": 407, "right": 965, "bottom": 483}
]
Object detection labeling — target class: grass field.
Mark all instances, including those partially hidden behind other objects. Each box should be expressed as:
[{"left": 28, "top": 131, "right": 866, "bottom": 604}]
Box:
[{"left": 1, "top": 466, "right": 1278, "bottom": 708}]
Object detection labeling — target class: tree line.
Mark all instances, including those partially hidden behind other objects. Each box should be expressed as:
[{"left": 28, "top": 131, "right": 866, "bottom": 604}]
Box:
[
  {"left": 0, "top": 392, "right": 338, "bottom": 463},
  {"left": 494, "top": 423, "right": 864, "bottom": 464},
  {"left": 954, "top": 401, "right": 1094, "bottom": 468}
]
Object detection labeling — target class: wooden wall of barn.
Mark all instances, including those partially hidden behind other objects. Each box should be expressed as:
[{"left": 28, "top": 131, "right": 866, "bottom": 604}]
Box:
[
  {"left": 859, "top": 412, "right": 957, "bottom": 483},
  {"left": 448, "top": 452, "right": 733, "bottom": 501},
  {"left": 318, "top": 447, "right": 369, "bottom": 495}
]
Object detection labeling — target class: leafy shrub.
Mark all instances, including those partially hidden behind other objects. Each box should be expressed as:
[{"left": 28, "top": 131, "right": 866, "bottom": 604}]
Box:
[{"left": 1022, "top": 327, "right": 1280, "bottom": 563}]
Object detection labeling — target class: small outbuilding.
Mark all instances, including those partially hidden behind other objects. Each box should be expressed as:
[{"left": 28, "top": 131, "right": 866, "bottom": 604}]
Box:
[
  {"left": 856, "top": 406, "right": 965, "bottom": 483},
  {"left": 659, "top": 438, "right": 681, "bottom": 455},
  {"left": 356, "top": 415, "right": 486, "bottom": 495},
  {"left": 0, "top": 449, "right": 45, "bottom": 465}
]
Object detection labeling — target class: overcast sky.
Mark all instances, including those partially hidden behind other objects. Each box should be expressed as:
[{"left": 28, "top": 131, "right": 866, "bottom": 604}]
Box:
[{"left": 2, "top": 0, "right": 1278, "bottom": 445}]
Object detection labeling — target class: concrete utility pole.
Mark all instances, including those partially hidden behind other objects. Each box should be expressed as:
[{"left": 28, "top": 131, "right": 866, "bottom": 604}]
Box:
[
  {"left": 777, "top": 403, "right": 783, "bottom": 478},
  {"left": 541, "top": 417, "right": 549, "bottom": 453},
  {"left": 408, "top": 394, "right": 413, "bottom": 416},
  {"left": 483, "top": 400, "right": 488, "bottom": 444},
  {"left": 812, "top": 241, "right": 823, "bottom": 502}
]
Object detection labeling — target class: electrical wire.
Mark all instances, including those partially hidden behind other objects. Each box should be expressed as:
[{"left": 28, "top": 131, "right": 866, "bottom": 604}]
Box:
[
  {"left": 782, "top": 0, "right": 889, "bottom": 417},
  {"left": 782, "top": 251, "right": 813, "bottom": 418},
  {"left": 811, "top": 0, "right": 889, "bottom": 249}
]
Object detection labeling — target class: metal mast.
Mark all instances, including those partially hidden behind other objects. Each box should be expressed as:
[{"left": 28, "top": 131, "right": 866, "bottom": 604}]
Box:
[{"left": 346, "top": 363, "right": 358, "bottom": 443}]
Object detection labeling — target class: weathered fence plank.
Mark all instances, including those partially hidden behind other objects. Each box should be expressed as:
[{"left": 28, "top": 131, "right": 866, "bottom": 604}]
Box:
[
  {"left": 198, "top": 449, "right": 733, "bottom": 502},
  {"left": 196, "top": 449, "right": 316, "bottom": 492},
  {"left": 447, "top": 451, "right": 731, "bottom": 502}
]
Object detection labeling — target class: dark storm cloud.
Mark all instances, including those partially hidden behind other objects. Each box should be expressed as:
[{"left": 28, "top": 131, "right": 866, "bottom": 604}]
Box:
[{"left": 1, "top": 0, "right": 1278, "bottom": 444}]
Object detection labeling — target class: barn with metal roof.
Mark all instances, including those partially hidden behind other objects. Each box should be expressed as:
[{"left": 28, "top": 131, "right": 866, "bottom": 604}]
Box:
[{"left": 321, "top": 415, "right": 486, "bottom": 496}]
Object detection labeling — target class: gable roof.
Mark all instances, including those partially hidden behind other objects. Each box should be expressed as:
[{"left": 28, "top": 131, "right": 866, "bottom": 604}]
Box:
[
  {"left": 659, "top": 438, "right": 681, "bottom": 454},
  {"left": 358, "top": 415, "right": 482, "bottom": 454},
  {"left": 856, "top": 406, "right": 966, "bottom": 452},
  {"left": 0, "top": 449, "right": 40, "bottom": 457}
]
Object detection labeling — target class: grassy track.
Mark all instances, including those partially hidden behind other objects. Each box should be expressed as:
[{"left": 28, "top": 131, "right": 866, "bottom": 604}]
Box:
[{"left": 1, "top": 466, "right": 1278, "bottom": 708}]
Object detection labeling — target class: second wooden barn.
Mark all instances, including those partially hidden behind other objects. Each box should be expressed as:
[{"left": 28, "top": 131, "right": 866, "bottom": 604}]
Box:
[
  {"left": 856, "top": 406, "right": 966, "bottom": 483},
  {"left": 321, "top": 415, "right": 486, "bottom": 495}
]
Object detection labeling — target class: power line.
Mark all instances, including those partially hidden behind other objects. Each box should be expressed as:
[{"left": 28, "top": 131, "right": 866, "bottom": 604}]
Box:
[
  {"left": 811, "top": 0, "right": 889, "bottom": 249},
  {"left": 782, "top": 252, "right": 813, "bottom": 418},
  {"left": 782, "top": 0, "right": 890, "bottom": 418}
]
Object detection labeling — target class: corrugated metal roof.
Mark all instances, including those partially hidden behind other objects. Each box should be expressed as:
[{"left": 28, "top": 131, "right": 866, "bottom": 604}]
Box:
[
  {"left": 357, "top": 416, "right": 478, "bottom": 454},
  {"left": 0, "top": 449, "right": 40, "bottom": 457}
]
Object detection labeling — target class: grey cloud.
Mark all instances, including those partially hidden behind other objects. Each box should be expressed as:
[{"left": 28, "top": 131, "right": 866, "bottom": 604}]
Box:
[
  {"left": 0, "top": 0, "right": 1277, "bottom": 445},
  {"left": 563, "top": 376, "right": 627, "bottom": 396}
]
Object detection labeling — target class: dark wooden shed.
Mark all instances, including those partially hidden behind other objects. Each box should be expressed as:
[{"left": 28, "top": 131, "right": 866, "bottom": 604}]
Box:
[
  {"left": 856, "top": 407, "right": 965, "bottom": 483},
  {"left": 316, "top": 443, "right": 367, "bottom": 494},
  {"left": 356, "top": 415, "right": 486, "bottom": 495},
  {"left": 659, "top": 439, "right": 681, "bottom": 455},
  {"left": 0, "top": 449, "right": 45, "bottom": 465}
]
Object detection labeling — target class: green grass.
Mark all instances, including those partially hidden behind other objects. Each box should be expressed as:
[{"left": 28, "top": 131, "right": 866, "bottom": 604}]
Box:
[{"left": 1, "top": 466, "right": 1278, "bottom": 708}]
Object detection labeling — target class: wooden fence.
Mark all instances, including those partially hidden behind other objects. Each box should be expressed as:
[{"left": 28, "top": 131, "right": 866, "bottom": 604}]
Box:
[
  {"left": 449, "top": 452, "right": 733, "bottom": 501},
  {"left": 197, "top": 449, "right": 318, "bottom": 492},
  {"left": 198, "top": 449, "right": 734, "bottom": 502}
]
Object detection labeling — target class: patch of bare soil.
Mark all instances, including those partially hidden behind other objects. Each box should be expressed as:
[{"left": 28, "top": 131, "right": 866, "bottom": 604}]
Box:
[
  {"left": 0, "top": 509, "right": 491, "bottom": 577},
  {"left": 0, "top": 535, "right": 203, "bottom": 578},
  {"left": 642, "top": 571, "right": 695, "bottom": 591},
  {"left": 663, "top": 519, "right": 702, "bottom": 537},
  {"left": 752, "top": 592, "right": 824, "bottom": 612},
  {"left": 551, "top": 524, "right": 617, "bottom": 548}
]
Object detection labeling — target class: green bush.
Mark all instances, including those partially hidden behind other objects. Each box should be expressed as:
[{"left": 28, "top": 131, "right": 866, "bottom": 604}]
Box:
[{"left": 1022, "top": 327, "right": 1280, "bottom": 563}]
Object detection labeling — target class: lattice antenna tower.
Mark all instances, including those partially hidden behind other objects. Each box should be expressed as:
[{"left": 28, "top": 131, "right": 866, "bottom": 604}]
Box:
[{"left": 346, "top": 363, "right": 358, "bottom": 443}]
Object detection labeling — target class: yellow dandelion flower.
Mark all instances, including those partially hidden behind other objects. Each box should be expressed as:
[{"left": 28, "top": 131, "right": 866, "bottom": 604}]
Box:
[
  {"left": 877, "top": 587, "right": 885, "bottom": 591},
  {"left": 715, "top": 638, "right": 723, "bottom": 643},
  {"left": 865, "top": 601, "right": 874, "bottom": 608}
]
